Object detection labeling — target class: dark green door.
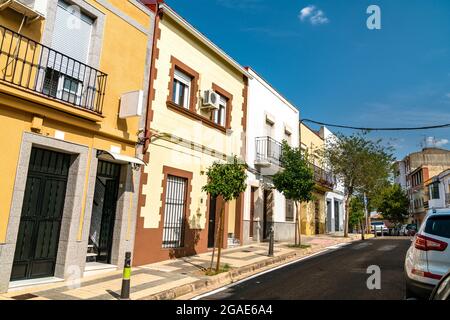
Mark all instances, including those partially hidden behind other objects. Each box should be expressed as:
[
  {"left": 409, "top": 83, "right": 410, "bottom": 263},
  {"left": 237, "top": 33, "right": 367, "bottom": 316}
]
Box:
[
  {"left": 89, "top": 161, "right": 121, "bottom": 264},
  {"left": 11, "top": 148, "right": 71, "bottom": 281}
]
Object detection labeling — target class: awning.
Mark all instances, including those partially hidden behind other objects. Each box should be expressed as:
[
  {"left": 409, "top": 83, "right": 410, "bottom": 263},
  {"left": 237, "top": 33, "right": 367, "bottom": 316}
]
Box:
[{"left": 97, "top": 151, "right": 146, "bottom": 166}]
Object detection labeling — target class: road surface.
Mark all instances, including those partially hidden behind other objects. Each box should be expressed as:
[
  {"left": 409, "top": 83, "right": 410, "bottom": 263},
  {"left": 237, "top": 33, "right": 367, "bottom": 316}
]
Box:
[{"left": 198, "top": 238, "right": 411, "bottom": 300}]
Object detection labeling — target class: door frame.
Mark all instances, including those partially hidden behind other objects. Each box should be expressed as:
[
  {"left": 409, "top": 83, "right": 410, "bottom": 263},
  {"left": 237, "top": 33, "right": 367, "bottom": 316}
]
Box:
[{"left": 0, "top": 133, "right": 90, "bottom": 293}]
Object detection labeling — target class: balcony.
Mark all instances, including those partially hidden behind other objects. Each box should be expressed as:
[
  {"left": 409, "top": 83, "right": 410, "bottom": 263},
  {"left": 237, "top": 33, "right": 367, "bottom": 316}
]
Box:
[
  {"left": 255, "top": 136, "right": 282, "bottom": 176},
  {"left": 311, "top": 163, "right": 335, "bottom": 190},
  {"left": 0, "top": 25, "right": 107, "bottom": 114}
]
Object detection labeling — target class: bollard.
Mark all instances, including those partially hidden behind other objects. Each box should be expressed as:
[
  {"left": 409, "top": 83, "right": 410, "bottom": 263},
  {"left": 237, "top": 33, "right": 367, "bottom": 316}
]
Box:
[
  {"left": 120, "top": 252, "right": 132, "bottom": 300},
  {"left": 268, "top": 226, "right": 274, "bottom": 257}
]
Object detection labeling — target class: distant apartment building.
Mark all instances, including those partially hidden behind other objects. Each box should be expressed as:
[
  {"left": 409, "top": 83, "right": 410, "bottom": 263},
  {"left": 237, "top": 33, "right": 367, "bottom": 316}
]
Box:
[
  {"left": 425, "top": 169, "right": 450, "bottom": 210},
  {"left": 243, "top": 67, "right": 300, "bottom": 243},
  {"left": 133, "top": 2, "right": 250, "bottom": 265},
  {"left": 395, "top": 148, "right": 450, "bottom": 226},
  {"left": 0, "top": 0, "right": 153, "bottom": 292}
]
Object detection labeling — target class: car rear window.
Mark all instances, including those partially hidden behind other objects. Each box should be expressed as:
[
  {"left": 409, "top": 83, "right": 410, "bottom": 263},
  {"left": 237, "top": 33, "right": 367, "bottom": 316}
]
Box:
[{"left": 425, "top": 215, "right": 450, "bottom": 239}]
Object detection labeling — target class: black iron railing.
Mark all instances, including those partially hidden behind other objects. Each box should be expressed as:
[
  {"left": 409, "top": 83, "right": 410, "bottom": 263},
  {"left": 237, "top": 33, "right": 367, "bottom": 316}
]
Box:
[
  {"left": 311, "top": 163, "right": 335, "bottom": 189},
  {"left": 0, "top": 25, "right": 107, "bottom": 114},
  {"left": 255, "top": 136, "right": 283, "bottom": 167}
]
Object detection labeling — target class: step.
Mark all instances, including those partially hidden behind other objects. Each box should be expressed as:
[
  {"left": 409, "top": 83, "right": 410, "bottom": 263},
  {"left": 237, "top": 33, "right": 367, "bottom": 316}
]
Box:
[{"left": 86, "top": 253, "right": 98, "bottom": 257}]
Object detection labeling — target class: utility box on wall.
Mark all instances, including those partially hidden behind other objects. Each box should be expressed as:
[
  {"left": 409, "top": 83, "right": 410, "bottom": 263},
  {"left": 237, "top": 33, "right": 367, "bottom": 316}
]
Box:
[{"left": 119, "top": 90, "right": 144, "bottom": 119}]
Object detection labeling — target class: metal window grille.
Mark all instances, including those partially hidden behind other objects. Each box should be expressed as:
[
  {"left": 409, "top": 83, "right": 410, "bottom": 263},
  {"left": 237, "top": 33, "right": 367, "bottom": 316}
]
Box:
[{"left": 162, "top": 175, "right": 187, "bottom": 249}]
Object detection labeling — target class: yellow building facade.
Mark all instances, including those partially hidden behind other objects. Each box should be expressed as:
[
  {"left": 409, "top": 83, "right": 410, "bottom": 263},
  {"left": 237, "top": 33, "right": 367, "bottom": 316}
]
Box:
[
  {"left": 299, "top": 123, "right": 334, "bottom": 235},
  {"left": 0, "top": 0, "right": 153, "bottom": 292},
  {"left": 133, "top": 3, "right": 250, "bottom": 265}
]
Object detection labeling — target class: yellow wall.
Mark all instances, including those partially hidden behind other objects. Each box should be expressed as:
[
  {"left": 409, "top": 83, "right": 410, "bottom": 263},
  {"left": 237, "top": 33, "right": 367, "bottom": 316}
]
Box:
[
  {"left": 0, "top": 1, "right": 152, "bottom": 243},
  {"left": 299, "top": 123, "right": 327, "bottom": 235},
  {"left": 140, "top": 14, "right": 246, "bottom": 230}
]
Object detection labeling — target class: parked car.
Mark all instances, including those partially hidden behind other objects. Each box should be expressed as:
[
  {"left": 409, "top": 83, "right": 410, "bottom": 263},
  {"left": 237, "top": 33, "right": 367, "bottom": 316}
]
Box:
[
  {"left": 430, "top": 270, "right": 450, "bottom": 300},
  {"left": 400, "top": 224, "right": 408, "bottom": 236},
  {"left": 371, "top": 221, "right": 389, "bottom": 235},
  {"left": 405, "top": 209, "right": 450, "bottom": 299},
  {"left": 406, "top": 224, "right": 418, "bottom": 236}
]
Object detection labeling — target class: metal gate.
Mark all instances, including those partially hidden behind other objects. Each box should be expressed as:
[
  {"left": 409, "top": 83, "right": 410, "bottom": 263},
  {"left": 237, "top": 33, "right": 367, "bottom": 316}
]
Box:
[
  {"left": 162, "top": 175, "right": 187, "bottom": 249},
  {"left": 11, "top": 148, "right": 71, "bottom": 281}
]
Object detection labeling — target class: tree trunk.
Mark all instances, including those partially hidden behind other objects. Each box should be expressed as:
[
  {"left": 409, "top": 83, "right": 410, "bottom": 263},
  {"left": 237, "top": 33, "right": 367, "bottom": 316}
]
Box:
[
  {"left": 360, "top": 219, "right": 365, "bottom": 240},
  {"left": 209, "top": 202, "right": 222, "bottom": 272},
  {"left": 344, "top": 196, "right": 350, "bottom": 238},
  {"left": 296, "top": 201, "right": 302, "bottom": 246},
  {"left": 215, "top": 205, "right": 225, "bottom": 273}
]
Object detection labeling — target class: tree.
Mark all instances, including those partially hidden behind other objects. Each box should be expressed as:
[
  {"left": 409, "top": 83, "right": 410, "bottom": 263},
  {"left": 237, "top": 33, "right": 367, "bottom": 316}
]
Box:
[
  {"left": 273, "top": 142, "right": 315, "bottom": 246},
  {"left": 202, "top": 156, "right": 247, "bottom": 273},
  {"left": 375, "top": 184, "right": 409, "bottom": 224},
  {"left": 320, "top": 133, "right": 395, "bottom": 237},
  {"left": 349, "top": 196, "right": 365, "bottom": 233}
]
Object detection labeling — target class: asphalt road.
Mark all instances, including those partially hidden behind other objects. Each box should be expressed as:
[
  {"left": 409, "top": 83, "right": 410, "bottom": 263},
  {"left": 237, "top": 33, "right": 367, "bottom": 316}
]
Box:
[{"left": 199, "top": 238, "right": 411, "bottom": 300}]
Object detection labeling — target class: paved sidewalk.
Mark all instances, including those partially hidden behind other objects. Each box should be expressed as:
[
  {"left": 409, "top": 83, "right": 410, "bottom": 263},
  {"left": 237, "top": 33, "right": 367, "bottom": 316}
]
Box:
[{"left": 0, "top": 234, "right": 366, "bottom": 300}]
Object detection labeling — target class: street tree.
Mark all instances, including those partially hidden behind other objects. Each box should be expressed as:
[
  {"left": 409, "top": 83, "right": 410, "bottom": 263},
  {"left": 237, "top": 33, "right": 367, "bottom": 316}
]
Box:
[
  {"left": 320, "top": 133, "right": 395, "bottom": 237},
  {"left": 374, "top": 183, "right": 409, "bottom": 224},
  {"left": 202, "top": 156, "right": 247, "bottom": 273},
  {"left": 349, "top": 196, "right": 365, "bottom": 233},
  {"left": 273, "top": 142, "right": 315, "bottom": 246}
]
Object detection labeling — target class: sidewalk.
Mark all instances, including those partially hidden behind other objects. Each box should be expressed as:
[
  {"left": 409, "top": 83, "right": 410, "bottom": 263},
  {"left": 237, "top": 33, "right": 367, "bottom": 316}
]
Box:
[{"left": 0, "top": 234, "right": 366, "bottom": 300}]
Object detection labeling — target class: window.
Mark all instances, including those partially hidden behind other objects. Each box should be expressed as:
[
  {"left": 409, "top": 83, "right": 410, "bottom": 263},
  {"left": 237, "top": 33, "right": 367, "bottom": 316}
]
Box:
[
  {"left": 43, "top": 0, "right": 94, "bottom": 106},
  {"left": 285, "top": 199, "right": 294, "bottom": 222},
  {"left": 265, "top": 120, "right": 274, "bottom": 138},
  {"left": 425, "top": 215, "right": 450, "bottom": 239},
  {"left": 212, "top": 94, "right": 227, "bottom": 127},
  {"left": 172, "top": 68, "right": 192, "bottom": 109},
  {"left": 162, "top": 175, "right": 188, "bottom": 248},
  {"left": 430, "top": 182, "right": 440, "bottom": 200},
  {"left": 284, "top": 130, "right": 292, "bottom": 146}
]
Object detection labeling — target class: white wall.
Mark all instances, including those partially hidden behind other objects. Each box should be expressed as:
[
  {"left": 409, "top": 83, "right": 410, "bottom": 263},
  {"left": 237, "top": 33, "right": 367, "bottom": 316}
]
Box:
[
  {"left": 243, "top": 68, "right": 300, "bottom": 231},
  {"left": 319, "top": 126, "right": 346, "bottom": 232}
]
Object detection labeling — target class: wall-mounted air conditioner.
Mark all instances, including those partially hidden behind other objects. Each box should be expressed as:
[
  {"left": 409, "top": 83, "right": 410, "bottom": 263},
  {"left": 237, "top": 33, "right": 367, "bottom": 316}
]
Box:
[
  {"left": 201, "top": 90, "right": 220, "bottom": 110},
  {"left": 0, "top": 0, "right": 47, "bottom": 21},
  {"left": 119, "top": 90, "right": 144, "bottom": 119}
]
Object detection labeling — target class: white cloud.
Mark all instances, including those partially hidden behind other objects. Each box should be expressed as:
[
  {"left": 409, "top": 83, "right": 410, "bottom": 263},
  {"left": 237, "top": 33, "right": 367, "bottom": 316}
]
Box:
[
  {"left": 299, "top": 5, "right": 329, "bottom": 25},
  {"left": 426, "top": 136, "right": 449, "bottom": 148}
]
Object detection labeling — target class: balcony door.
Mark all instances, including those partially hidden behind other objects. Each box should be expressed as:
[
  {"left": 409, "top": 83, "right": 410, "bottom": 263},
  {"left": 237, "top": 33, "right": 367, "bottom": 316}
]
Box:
[{"left": 42, "top": 0, "right": 94, "bottom": 107}]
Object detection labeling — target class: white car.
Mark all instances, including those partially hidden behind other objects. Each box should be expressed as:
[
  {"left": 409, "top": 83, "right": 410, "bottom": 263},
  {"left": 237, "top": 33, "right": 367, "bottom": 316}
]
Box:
[
  {"left": 371, "top": 221, "right": 389, "bottom": 235},
  {"left": 405, "top": 209, "right": 450, "bottom": 299}
]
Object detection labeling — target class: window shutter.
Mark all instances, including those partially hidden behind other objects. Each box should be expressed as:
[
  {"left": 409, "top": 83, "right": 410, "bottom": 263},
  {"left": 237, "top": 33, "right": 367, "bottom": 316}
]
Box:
[{"left": 48, "top": 1, "right": 93, "bottom": 78}]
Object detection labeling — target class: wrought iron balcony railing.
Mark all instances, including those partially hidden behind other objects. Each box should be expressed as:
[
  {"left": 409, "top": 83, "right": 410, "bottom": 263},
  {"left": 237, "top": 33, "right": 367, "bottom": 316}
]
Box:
[
  {"left": 255, "top": 136, "right": 282, "bottom": 167},
  {"left": 311, "top": 162, "right": 335, "bottom": 189},
  {"left": 0, "top": 25, "right": 107, "bottom": 114}
]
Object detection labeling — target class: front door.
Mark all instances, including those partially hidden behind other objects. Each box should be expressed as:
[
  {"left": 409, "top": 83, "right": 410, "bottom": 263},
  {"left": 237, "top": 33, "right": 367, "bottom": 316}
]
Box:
[
  {"left": 315, "top": 200, "right": 321, "bottom": 235},
  {"left": 11, "top": 148, "right": 71, "bottom": 281},
  {"left": 334, "top": 200, "right": 340, "bottom": 232},
  {"left": 207, "top": 196, "right": 217, "bottom": 248},
  {"left": 326, "top": 200, "right": 332, "bottom": 233},
  {"left": 89, "top": 161, "right": 121, "bottom": 264}
]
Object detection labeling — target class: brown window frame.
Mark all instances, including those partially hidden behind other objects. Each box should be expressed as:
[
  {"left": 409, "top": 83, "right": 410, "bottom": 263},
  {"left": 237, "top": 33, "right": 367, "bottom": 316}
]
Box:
[{"left": 166, "top": 56, "right": 234, "bottom": 133}]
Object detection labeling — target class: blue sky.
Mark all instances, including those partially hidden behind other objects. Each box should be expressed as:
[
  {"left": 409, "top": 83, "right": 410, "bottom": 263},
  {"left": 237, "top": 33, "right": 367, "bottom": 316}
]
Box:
[{"left": 166, "top": 0, "right": 450, "bottom": 159}]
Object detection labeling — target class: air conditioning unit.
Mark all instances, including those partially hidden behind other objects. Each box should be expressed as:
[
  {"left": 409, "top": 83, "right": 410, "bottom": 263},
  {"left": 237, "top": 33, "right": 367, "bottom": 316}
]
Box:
[
  {"left": 0, "top": 0, "right": 47, "bottom": 20},
  {"left": 119, "top": 90, "right": 144, "bottom": 119},
  {"left": 202, "top": 90, "right": 220, "bottom": 110}
]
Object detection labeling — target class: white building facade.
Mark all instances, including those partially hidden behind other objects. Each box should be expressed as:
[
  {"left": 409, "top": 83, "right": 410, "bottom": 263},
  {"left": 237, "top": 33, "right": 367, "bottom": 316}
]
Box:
[
  {"left": 243, "top": 68, "right": 300, "bottom": 243},
  {"left": 428, "top": 169, "right": 450, "bottom": 209},
  {"left": 319, "top": 127, "right": 345, "bottom": 233}
]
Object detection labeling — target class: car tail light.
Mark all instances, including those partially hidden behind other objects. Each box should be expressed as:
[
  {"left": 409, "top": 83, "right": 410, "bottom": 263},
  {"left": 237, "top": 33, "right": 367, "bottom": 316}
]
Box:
[
  {"left": 415, "top": 235, "right": 448, "bottom": 252},
  {"left": 412, "top": 269, "right": 443, "bottom": 280}
]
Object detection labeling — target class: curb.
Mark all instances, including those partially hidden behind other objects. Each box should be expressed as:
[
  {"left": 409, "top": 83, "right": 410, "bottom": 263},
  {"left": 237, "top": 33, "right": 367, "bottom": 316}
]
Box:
[
  {"left": 139, "top": 251, "right": 298, "bottom": 300},
  {"left": 139, "top": 238, "right": 361, "bottom": 300}
]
